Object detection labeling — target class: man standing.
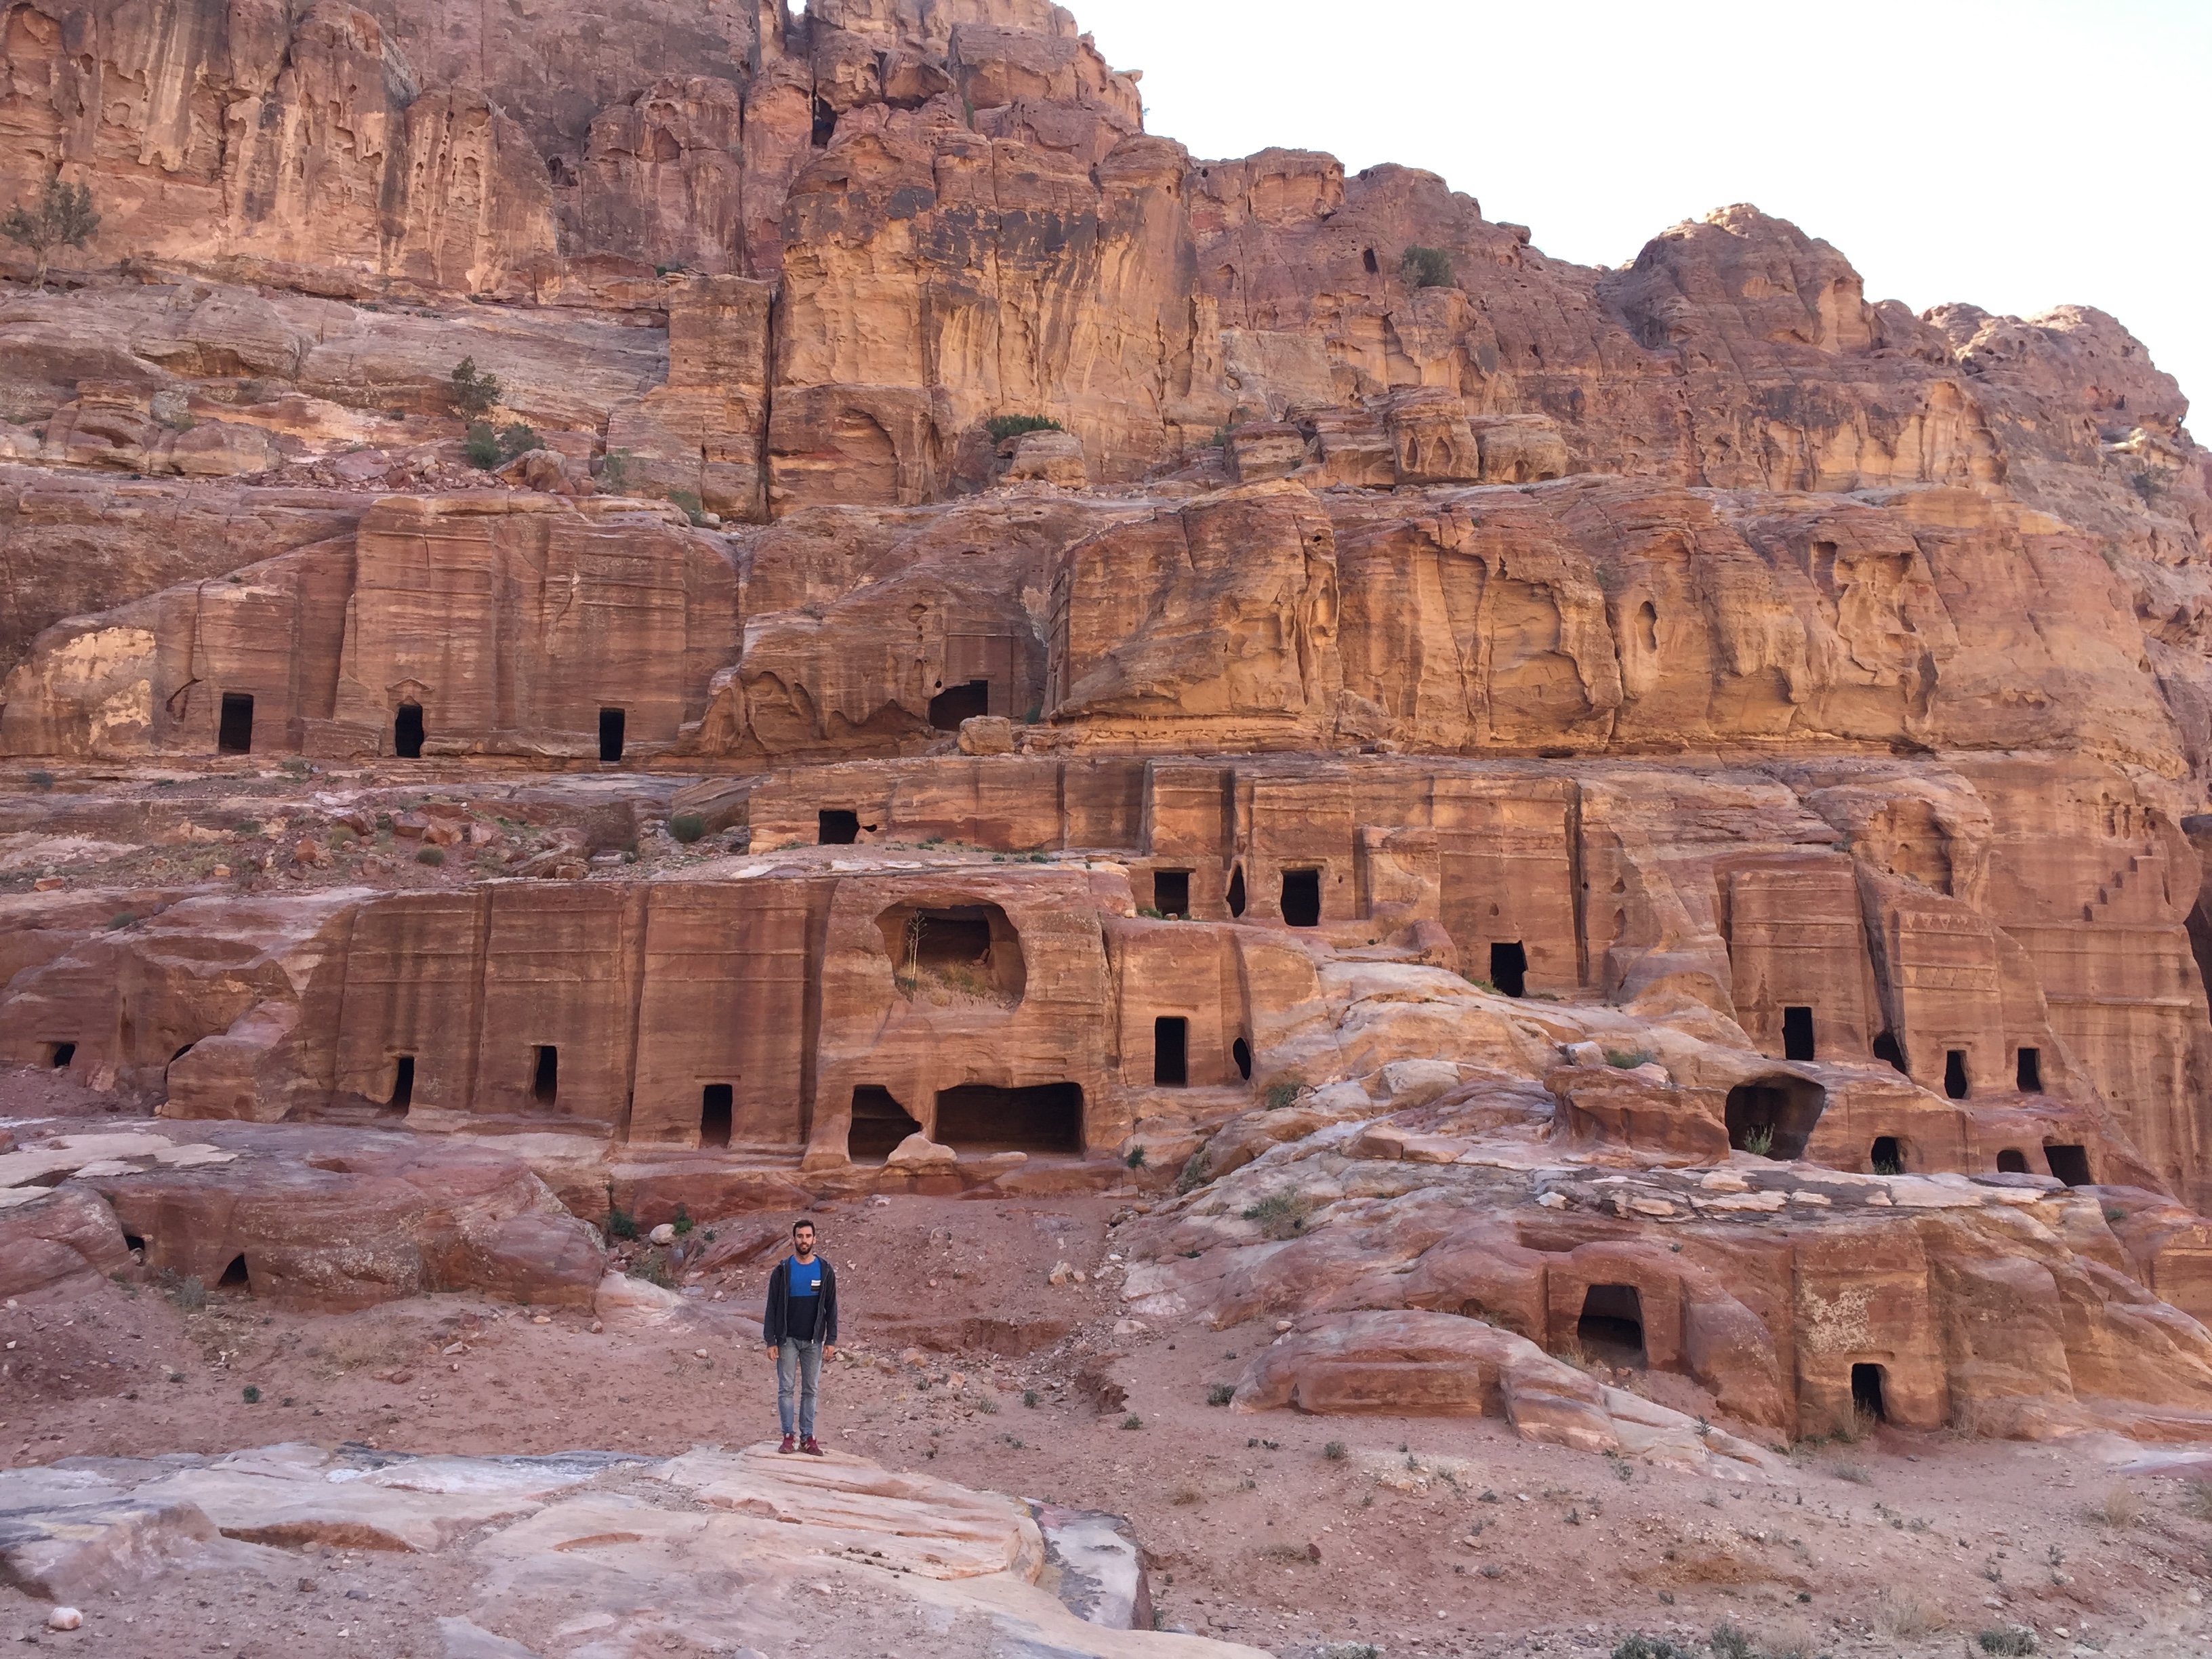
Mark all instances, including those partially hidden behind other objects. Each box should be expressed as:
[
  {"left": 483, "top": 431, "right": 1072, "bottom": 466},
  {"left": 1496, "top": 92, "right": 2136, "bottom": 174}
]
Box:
[{"left": 763, "top": 1218, "right": 837, "bottom": 1455}]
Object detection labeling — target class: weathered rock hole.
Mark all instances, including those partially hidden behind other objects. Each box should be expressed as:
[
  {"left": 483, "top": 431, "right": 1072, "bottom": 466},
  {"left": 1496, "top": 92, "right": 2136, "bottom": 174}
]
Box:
[
  {"left": 2045, "top": 1144, "right": 2093, "bottom": 1187},
  {"left": 1226, "top": 865, "right": 1246, "bottom": 918},
  {"left": 879, "top": 903, "right": 1025, "bottom": 1002},
  {"left": 220, "top": 1254, "right": 250, "bottom": 1291},
  {"left": 1870, "top": 1135, "right": 1905, "bottom": 1174},
  {"left": 1490, "top": 941, "right": 1528, "bottom": 998},
  {"left": 1232, "top": 1036, "right": 1252, "bottom": 1081},
  {"left": 393, "top": 702, "right": 425, "bottom": 759},
  {"left": 1281, "top": 868, "right": 1321, "bottom": 928},
  {"left": 532, "top": 1046, "right": 558, "bottom": 1107},
  {"left": 1151, "top": 869, "right": 1189, "bottom": 916},
  {"left": 934, "top": 1082, "right": 1083, "bottom": 1155},
  {"left": 2016, "top": 1046, "right": 2043, "bottom": 1092},
  {"left": 848, "top": 1086, "right": 921, "bottom": 1162},
  {"left": 389, "top": 1055, "right": 413, "bottom": 1109},
  {"left": 1724, "top": 1074, "right": 1825, "bottom": 1159},
  {"left": 1577, "top": 1284, "right": 1645, "bottom": 1368},
  {"left": 45, "top": 1041, "right": 75, "bottom": 1068},
  {"left": 1851, "top": 1362, "right": 1887, "bottom": 1422},
  {"left": 598, "top": 707, "right": 625, "bottom": 763},
  {"left": 1996, "top": 1148, "right": 2030, "bottom": 1173},
  {"left": 928, "top": 679, "right": 989, "bottom": 730},
  {"left": 1943, "top": 1049, "right": 1969, "bottom": 1099},
  {"left": 1872, "top": 1030, "right": 1908, "bottom": 1074},
  {"left": 819, "top": 809, "right": 860, "bottom": 844}
]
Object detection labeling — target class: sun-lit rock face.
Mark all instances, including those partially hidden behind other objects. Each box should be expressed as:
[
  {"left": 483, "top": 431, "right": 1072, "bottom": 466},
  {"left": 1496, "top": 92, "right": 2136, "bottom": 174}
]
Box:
[{"left": 3, "top": 0, "right": 2212, "bottom": 1452}]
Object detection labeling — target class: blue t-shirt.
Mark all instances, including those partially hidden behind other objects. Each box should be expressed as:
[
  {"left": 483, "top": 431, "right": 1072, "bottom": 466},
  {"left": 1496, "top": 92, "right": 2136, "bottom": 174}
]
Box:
[{"left": 785, "top": 1254, "right": 823, "bottom": 1341}]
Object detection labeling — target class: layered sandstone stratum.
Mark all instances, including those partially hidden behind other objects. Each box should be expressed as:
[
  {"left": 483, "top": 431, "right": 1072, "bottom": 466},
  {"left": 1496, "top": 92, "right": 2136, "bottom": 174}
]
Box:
[{"left": 3, "top": 0, "right": 2212, "bottom": 1652}]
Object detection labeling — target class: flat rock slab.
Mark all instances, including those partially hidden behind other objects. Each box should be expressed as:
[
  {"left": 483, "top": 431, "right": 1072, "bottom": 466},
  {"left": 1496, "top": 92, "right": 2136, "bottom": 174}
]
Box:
[{"left": 0, "top": 1442, "right": 1269, "bottom": 1659}]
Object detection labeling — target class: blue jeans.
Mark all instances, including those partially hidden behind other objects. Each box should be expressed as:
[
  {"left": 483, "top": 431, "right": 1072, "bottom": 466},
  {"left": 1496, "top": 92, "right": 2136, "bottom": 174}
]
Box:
[{"left": 777, "top": 1339, "right": 823, "bottom": 1438}]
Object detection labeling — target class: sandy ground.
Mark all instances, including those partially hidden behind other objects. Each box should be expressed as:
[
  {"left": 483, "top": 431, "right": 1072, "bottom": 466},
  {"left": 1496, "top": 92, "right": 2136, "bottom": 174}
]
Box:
[{"left": 7, "top": 1167, "right": 2212, "bottom": 1658}]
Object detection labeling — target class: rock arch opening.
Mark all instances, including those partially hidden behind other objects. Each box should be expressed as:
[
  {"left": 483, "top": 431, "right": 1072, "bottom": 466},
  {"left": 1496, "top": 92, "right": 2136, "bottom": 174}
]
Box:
[
  {"left": 1152, "top": 869, "right": 1190, "bottom": 917},
  {"left": 934, "top": 1082, "right": 1084, "bottom": 1155},
  {"left": 1872, "top": 1031, "right": 1908, "bottom": 1074},
  {"left": 1782, "top": 1005, "right": 1816, "bottom": 1061},
  {"left": 1576, "top": 1284, "right": 1645, "bottom": 1367},
  {"left": 1851, "top": 1361, "right": 1887, "bottom": 1422},
  {"left": 218, "top": 691, "right": 255, "bottom": 754},
  {"left": 928, "top": 680, "right": 989, "bottom": 730},
  {"left": 1870, "top": 1135, "right": 1904, "bottom": 1174},
  {"left": 2016, "top": 1047, "right": 2043, "bottom": 1092},
  {"left": 2045, "top": 1144, "right": 2093, "bottom": 1187},
  {"left": 848, "top": 1086, "right": 920, "bottom": 1162},
  {"left": 598, "top": 708, "right": 626, "bottom": 763},
  {"left": 1153, "top": 1017, "right": 1188, "bottom": 1086},
  {"left": 532, "top": 1046, "right": 558, "bottom": 1107},
  {"left": 220, "top": 1254, "right": 249, "bottom": 1291},
  {"left": 1490, "top": 941, "right": 1528, "bottom": 998},
  {"left": 1724, "top": 1074, "right": 1825, "bottom": 1159},
  {"left": 1282, "top": 868, "right": 1322, "bottom": 928},
  {"left": 878, "top": 902, "right": 1025, "bottom": 1002},
  {"left": 1944, "top": 1049, "right": 1969, "bottom": 1099},
  {"left": 1996, "top": 1148, "right": 2030, "bottom": 1174},
  {"left": 45, "top": 1042, "right": 74, "bottom": 1068},
  {"left": 393, "top": 702, "right": 425, "bottom": 759},
  {"left": 1232, "top": 1036, "right": 1252, "bottom": 1081},
  {"left": 819, "top": 809, "right": 861, "bottom": 844},
  {"left": 389, "top": 1055, "right": 414, "bottom": 1110},
  {"left": 1227, "top": 865, "right": 1247, "bottom": 918}
]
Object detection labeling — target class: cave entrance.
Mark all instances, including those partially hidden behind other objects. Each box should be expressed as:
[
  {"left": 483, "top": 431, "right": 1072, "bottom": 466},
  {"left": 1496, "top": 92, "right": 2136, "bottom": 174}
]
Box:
[
  {"left": 934, "top": 1082, "right": 1084, "bottom": 1155},
  {"left": 1944, "top": 1049, "right": 1969, "bottom": 1099},
  {"left": 45, "top": 1042, "right": 75, "bottom": 1068},
  {"left": 700, "top": 1084, "right": 733, "bottom": 1149},
  {"left": 219, "top": 1254, "right": 250, "bottom": 1292},
  {"left": 1227, "top": 865, "right": 1247, "bottom": 918},
  {"left": 598, "top": 707, "right": 626, "bottom": 763},
  {"left": 1870, "top": 1135, "right": 1904, "bottom": 1174},
  {"left": 393, "top": 702, "right": 425, "bottom": 759},
  {"left": 390, "top": 1055, "right": 415, "bottom": 1110},
  {"left": 1783, "top": 1005, "right": 1816, "bottom": 1061},
  {"left": 1724, "top": 1074, "right": 1826, "bottom": 1159},
  {"left": 1233, "top": 1036, "right": 1253, "bottom": 1081},
  {"left": 1154, "top": 1017, "right": 1188, "bottom": 1087},
  {"left": 1873, "top": 1031, "right": 1908, "bottom": 1075},
  {"left": 1490, "top": 941, "right": 1528, "bottom": 998},
  {"left": 531, "top": 1046, "right": 558, "bottom": 1107},
  {"left": 2045, "top": 1144, "right": 2094, "bottom": 1187},
  {"left": 928, "top": 679, "right": 989, "bottom": 731},
  {"left": 1576, "top": 1284, "right": 1645, "bottom": 1367},
  {"left": 1282, "top": 869, "right": 1322, "bottom": 928},
  {"left": 1851, "top": 1362, "right": 1887, "bottom": 1422},
  {"left": 848, "top": 1086, "right": 921, "bottom": 1163},
  {"left": 819, "top": 809, "right": 860, "bottom": 845},
  {"left": 218, "top": 692, "right": 255, "bottom": 754},
  {"left": 2016, "top": 1047, "right": 2043, "bottom": 1092},
  {"left": 1996, "top": 1148, "right": 2030, "bottom": 1174},
  {"left": 1153, "top": 869, "right": 1191, "bottom": 918},
  {"left": 881, "top": 904, "right": 1024, "bottom": 1000}
]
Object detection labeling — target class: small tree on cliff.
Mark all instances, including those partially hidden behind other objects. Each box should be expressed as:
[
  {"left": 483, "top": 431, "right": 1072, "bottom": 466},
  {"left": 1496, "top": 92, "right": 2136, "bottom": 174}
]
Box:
[
  {"left": 1400, "top": 244, "right": 1456, "bottom": 291},
  {"left": 449, "top": 356, "right": 501, "bottom": 419},
  {"left": 2, "top": 175, "right": 100, "bottom": 291}
]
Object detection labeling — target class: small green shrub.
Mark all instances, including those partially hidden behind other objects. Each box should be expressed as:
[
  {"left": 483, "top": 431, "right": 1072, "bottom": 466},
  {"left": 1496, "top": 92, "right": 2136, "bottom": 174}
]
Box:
[
  {"left": 1023, "top": 1389, "right": 1040, "bottom": 1408},
  {"left": 1263, "top": 1076, "right": 1309, "bottom": 1111},
  {"left": 976, "top": 1394, "right": 999, "bottom": 1414},
  {"left": 1465, "top": 975, "right": 1498, "bottom": 991},
  {"left": 1242, "top": 1191, "right": 1315, "bottom": 1240},
  {"left": 241, "top": 1385, "right": 262, "bottom": 1404},
  {"left": 2104, "top": 1206, "right": 2127, "bottom": 1224},
  {"left": 1206, "top": 1382, "right": 1235, "bottom": 1406},
  {"left": 600, "top": 447, "right": 638, "bottom": 493},
  {"left": 415, "top": 846, "right": 445, "bottom": 867},
  {"left": 986, "top": 413, "right": 1063, "bottom": 443},
  {"left": 1742, "top": 1125, "right": 1776, "bottom": 1158},
  {"left": 158, "top": 1271, "right": 207, "bottom": 1311},
  {"left": 1137, "top": 905, "right": 1164, "bottom": 919},
  {"left": 1832, "top": 1460, "right": 1872, "bottom": 1484},
  {"left": 496, "top": 420, "right": 539, "bottom": 461},
  {"left": 1612, "top": 1637, "right": 1694, "bottom": 1659},
  {"left": 668, "top": 489, "right": 708, "bottom": 526},
  {"left": 1401, "top": 245, "right": 1457, "bottom": 289},
  {"left": 1323, "top": 1439, "right": 1347, "bottom": 1460},
  {"left": 28, "top": 769, "right": 54, "bottom": 790},
  {"left": 605, "top": 1185, "right": 638, "bottom": 1241},
  {"left": 1604, "top": 1047, "right": 1656, "bottom": 1070},
  {"left": 669, "top": 813, "right": 708, "bottom": 844},
  {"left": 1125, "top": 1146, "right": 1147, "bottom": 1168},
  {"left": 1176, "top": 1147, "right": 1213, "bottom": 1194},
  {"left": 671, "top": 1204, "right": 694, "bottom": 1237},
  {"left": 1120, "top": 1413, "right": 1143, "bottom": 1431},
  {"left": 107, "top": 911, "right": 136, "bottom": 929},
  {"left": 1709, "top": 1624, "right": 1755, "bottom": 1659},
  {"left": 449, "top": 356, "right": 501, "bottom": 417},
  {"left": 464, "top": 421, "right": 501, "bottom": 468},
  {"left": 1977, "top": 1631, "right": 2036, "bottom": 1657}
]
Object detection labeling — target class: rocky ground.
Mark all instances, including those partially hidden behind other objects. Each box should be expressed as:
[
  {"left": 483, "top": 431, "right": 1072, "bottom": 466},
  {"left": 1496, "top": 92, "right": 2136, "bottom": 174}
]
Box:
[{"left": 5, "top": 1099, "right": 2211, "bottom": 1659}]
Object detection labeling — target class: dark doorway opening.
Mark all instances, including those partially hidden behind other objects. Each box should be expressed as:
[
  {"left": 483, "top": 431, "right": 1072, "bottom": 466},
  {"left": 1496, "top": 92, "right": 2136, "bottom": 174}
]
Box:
[
  {"left": 1851, "top": 1362, "right": 1887, "bottom": 1422},
  {"left": 123, "top": 1234, "right": 145, "bottom": 1254},
  {"left": 1362, "top": 247, "right": 1379, "bottom": 274},
  {"left": 1153, "top": 869, "right": 1191, "bottom": 918},
  {"left": 1870, "top": 1135, "right": 1904, "bottom": 1174},
  {"left": 1154, "top": 1017, "right": 1188, "bottom": 1086},
  {"left": 819, "top": 809, "right": 860, "bottom": 845},
  {"left": 1782, "top": 1005, "right": 1816, "bottom": 1061},
  {"left": 1576, "top": 1284, "right": 1646, "bottom": 1366},
  {"left": 531, "top": 1046, "right": 558, "bottom": 1107},
  {"left": 2016, "top": 1047, "right": 2043, "bottom": 1092},
  {"left": 1232, "top": 1036, "right": 1253, "bottom": 1081},
  {"left": 1490, "top": 941, "right": 1528, "bottom": 998},
  {"left": 811, "top": 93, "right": 838, "bottom": 147},
  {"left": 1281, "top": 869, "right": 1322, "bottom": 928},
  {"left": 1943, "top": 1049, "right": 1969, "bottom": 1100},
  {"left": 1996, "top": 1148, "right": 2030, "bottom": 1173},
  {"left": 2045, "top": 1144, "right": 2094, "bottom": 1187},
  {"left": 848, "top": 1086, "right": 921, "bottom": 1162},
  {"left": 390, "top": 1055, "right": 414, "bottom": 1109},
  {"left": 1226, "top": 865, "right": 1247, "bottom": 918},
  {"left": 46, "top": 1042, "right": 75, "bottom": 1068},
  {"left": 394, "top": 702, "right": 425, "bottom": 758},
  {"left": 1725, "top": 1074, "right": 1826, "bottom": 1159},
  {"left": 1872, "top": 1030, "right": 1908, "bottom": 1075},
  {"left": 928, "top": 679, "right": 989, "bottom": 731},
  {"left": 699, "top": 1084, "right": 733, "bottom": 1149},
  {"left": 934, "top": 1082, "right": 1084, "bottom": 1154},
  {"left": 598, "top": 707, "right": 626, "bottom": 762},
  {"left": 218, "top": 692, "right": 255, "bottom": 754},
  {"left": 219, "top": 1254, "right": 249, "bottom": 1291}
]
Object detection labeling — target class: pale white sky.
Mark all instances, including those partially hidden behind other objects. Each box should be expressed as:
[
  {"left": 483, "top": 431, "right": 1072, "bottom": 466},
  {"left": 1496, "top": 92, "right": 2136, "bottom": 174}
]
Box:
[{"left": 1077, "top": 0, "right": 2209, "bottom": 427}]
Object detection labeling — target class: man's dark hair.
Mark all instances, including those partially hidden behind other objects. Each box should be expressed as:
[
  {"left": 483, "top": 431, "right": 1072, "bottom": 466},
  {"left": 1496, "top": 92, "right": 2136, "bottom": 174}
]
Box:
[{"left": 792, "top": 1220, "right": 815, "bottom": 1235}]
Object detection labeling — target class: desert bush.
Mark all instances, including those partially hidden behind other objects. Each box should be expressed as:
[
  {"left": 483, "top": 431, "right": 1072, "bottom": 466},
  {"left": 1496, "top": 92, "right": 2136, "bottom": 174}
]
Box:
[
  {"left": 241, "top": 1385, "right": 262, "bottom": 1404},
  {"left": 449, "top": 356, "right": 501, "bottom": 417},
  {"left": 1120, "top": 1413, "right": 1143, "bottom": 1431},
  {"left": 1023, "top": 1389, "right": 1040, "bottom": 1408},
  {"left": 496, "top": 421, "right": 538, "bottom": 461},
  {"left": 1324, "top": 1440, "right": 1347, "bottom": 1460},
  {"left": 605, "top": 1185, "right": 638, "bottom": 1241},
  {"left": 600, "top": 447, "right": 638, "bottom": 492},
  {"left": 1831, "top": 1460, "right": 1871, "bottom": 1484},
  {"left": 1206, "top": 1383, "right": 1235, "bottom": 1406},
  {"left": 28, "top": 769, "right": 54, "bottom": 790},
  {"left": 669, "top": 813, "right": 708, "bottom": 844},
  {"left": 670, "top": 1204, "right": 694, "bottom": 1236},
  {"left": 1976, "top": 1630, "right": 2036, "bottom": 1656},
  {"left": 157, "top": 1270, "right": 207, "bottom": 1311},
  {"left": 1709, "top": 1624, "right": 1755, "bottom": 1659},
  {"left": 415, "top": 846, "right": 445, "bottom": 867},
  {"left": 986, "top": 413, "right": 1063, "bottom": 442},
  {"left": 1125, "top": 1146, "right": 1147, "bottom": 1168},
  {"left": 1604, "top": 1047, "right": 1656, "bottom": 1069},
  {"left": 2091, "top": 1483, "right": 2142, "bottom": 1528},
  {"left": 1875, "top": 1586, "right": 1948, "bottom": 1638},
  {"left": 668, "top": 489, "right": 708, "bottom": 526},
  {"left": 107, "top": 912, "right": 136, "bottom": 930},
  {"left": 1612, "top": 1638, "right": 1694, "bottom": 1659},
  {"left": 1242, "top": 1191, "right": 1315, "bottom": 1240},
  {"left": 1400, "top": 244, "right": 1456, "bottom": 289},
  {"left": 1262, "top": 1076, "right": 1310, "bottom": 1110},
  {"left": 1742, "top": 1125, "right": 1776, "bottom": 1158},
  {"left": 2, "top": 175, "right": 99, "bottom": 288},
  {"left": 1176, "top": 1147, "right": 1213, "bottom": 1193},
  {"left": 464, "top": 422, "right": 501, "bottom": 468}
]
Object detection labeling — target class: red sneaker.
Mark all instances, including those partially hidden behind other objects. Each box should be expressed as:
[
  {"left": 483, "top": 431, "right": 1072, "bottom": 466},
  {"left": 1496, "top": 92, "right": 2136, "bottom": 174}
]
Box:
[
  {"left": 801, "top": 1437, "right": 825, "bottom": 1457},
  {"left": 777, "top": 1433, "right": 796, "bottom": 1454}
]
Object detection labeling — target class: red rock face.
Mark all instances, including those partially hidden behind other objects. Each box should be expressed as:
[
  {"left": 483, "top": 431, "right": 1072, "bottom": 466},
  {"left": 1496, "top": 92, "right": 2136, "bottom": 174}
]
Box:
[{"left": 1, "top": 0, "right": 2211, "bottom": 1446}]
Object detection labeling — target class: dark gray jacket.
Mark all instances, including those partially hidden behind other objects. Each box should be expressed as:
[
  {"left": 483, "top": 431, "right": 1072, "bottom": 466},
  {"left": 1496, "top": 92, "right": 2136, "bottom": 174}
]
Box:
[{"left": 762, "top": 1255, "right": 838, "bottom": 1347}]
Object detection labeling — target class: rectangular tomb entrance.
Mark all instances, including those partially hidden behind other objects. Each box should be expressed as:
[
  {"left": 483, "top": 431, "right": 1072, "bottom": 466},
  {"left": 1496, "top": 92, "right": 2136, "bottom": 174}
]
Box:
[{"left": 933, "top": 1083, "right": 1084, "bottom": 1155}]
